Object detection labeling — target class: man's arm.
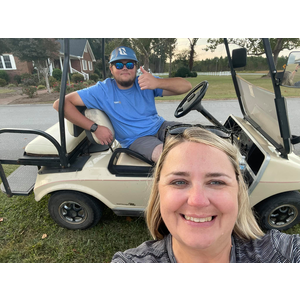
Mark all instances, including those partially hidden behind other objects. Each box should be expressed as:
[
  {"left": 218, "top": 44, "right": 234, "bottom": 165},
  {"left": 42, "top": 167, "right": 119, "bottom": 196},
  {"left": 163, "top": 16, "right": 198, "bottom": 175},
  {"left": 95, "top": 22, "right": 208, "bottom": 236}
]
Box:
[
  {"left": 137, "top": 67, "right": 192, "bottom": 96},
  {"left": 53, "top": 92, "right": 113, "bottom": 145}
]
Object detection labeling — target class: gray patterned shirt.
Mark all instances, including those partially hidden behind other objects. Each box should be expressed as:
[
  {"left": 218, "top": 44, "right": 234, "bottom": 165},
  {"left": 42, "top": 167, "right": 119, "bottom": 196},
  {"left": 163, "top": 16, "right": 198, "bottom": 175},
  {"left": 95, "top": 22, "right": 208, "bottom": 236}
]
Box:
[{"left": 111, "top": 230, "right": 300, "bottom": 263}]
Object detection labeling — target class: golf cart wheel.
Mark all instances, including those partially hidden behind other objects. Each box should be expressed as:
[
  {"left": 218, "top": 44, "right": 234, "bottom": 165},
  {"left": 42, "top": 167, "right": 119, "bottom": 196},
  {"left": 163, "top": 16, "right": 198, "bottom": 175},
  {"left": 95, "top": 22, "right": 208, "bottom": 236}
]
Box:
[
  {"left": 255, "top": 191, "right": 300, "bottom": 231},
  {"left": 48, "top": 191, "right": 103, "bottom": 230}
]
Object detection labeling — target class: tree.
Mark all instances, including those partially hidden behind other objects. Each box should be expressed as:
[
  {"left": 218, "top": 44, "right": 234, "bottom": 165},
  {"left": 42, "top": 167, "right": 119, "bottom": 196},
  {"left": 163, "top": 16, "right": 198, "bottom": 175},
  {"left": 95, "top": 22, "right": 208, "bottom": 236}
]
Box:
[
  {"left": 8, "top": 38, "right": 60, "bottom": 93},
  {"left": 205, "top": 38, "right": 300, "bottom": 69},
  {"left": 188, "top": 38, "right": 199, "bottom": 71},
  {"left": 165, "top": 38, "right": 177, "bottom": 77},
  {"left": 0, "top": 39, "right": 11, "bottom": 55},
  {"left": 108, "top": 38, "right": 168, "bottom": 70}
]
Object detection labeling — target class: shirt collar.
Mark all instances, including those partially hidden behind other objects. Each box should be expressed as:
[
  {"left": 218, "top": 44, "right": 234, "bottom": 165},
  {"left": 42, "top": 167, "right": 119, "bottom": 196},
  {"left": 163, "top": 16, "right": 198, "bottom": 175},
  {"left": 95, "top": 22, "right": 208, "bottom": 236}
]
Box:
[{"left": 167, "top": 234, "right": 237, "bottom": 263}]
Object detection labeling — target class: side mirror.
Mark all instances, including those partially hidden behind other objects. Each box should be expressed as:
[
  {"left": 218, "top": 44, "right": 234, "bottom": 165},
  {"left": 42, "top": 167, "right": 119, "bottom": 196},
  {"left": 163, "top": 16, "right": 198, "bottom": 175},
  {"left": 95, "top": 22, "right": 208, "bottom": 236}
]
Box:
[
  {"left": 281, "top": 51, "right": 300, "bottom": 88},
  {"left": 232, "top": 48, "right": 247, "bottom": 69}
]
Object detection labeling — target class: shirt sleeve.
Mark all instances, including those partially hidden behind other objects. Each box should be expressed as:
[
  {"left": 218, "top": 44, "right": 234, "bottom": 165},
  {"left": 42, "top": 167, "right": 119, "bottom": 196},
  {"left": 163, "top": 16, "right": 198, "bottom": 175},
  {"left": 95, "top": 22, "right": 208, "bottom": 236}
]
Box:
[
  {"left": 271, "top": 230, "right": 300, "bottom": 262},
  {"left": 153, "top": 76, "right": 163, "bottom": 97},
  {"left": 77, "top": 82, "right": 105, "bottom": 110}
]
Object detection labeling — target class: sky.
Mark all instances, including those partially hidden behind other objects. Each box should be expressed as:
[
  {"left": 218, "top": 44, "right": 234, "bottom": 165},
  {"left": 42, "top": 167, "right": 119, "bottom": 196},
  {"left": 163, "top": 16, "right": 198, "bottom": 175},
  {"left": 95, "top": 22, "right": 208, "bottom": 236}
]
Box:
[
  {"left": 176, "top": 38, "right": 229, "bottom": 60},
  {"left": 176, "top": 38, "right": 300, "bottom": 61}
]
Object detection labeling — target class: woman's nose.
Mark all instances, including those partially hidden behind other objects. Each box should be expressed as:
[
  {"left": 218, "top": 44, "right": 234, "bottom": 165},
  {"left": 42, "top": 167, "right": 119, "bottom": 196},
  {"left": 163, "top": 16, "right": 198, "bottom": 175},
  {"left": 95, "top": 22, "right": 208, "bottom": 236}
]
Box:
[{"left": 187, "top": 184, "right": 210, "bottom": 207}]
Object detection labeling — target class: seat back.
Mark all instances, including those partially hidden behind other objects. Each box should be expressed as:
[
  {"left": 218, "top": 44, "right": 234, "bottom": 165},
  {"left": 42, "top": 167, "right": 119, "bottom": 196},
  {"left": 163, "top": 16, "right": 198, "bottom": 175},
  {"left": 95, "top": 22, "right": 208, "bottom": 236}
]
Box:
[
  {"left": 84, "top": 109, "right": 115, "bottom": 149},
  {"left": 66, "top": 106, "right": 86, "bottom": 137}
]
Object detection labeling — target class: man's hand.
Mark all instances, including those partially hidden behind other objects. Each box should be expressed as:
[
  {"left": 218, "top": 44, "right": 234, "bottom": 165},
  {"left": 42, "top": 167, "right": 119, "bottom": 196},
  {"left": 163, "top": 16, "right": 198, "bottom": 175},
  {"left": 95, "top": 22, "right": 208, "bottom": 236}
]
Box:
[
  {"left": 138, "top": 67, "right": 158, "bottom": 90},
  {"left": 94, "top": 126, "right": 114, "bottom": 145},
  {"left": 137, "top": 67, "right": 192, "bottom": 96}
]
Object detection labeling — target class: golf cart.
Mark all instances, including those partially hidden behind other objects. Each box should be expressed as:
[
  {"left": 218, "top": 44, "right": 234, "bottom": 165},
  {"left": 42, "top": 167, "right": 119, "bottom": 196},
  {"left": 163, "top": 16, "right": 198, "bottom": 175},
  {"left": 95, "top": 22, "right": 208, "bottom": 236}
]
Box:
[{"left": 1, "top": 38, "right": 300, "bottom": 231}]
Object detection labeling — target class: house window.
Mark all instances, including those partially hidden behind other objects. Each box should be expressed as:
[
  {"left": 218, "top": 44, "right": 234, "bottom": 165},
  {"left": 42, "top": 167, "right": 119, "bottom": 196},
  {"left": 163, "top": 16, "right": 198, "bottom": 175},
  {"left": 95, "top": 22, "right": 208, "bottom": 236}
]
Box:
[
  {"left": 88, "top": 61, "right": 93, "bottom": 71},
  {"left": 0, "top": 54, "right": 16, "bottom": 70},
  {"left": 82, "top": 60, "right": 87, "bottom": 70}
]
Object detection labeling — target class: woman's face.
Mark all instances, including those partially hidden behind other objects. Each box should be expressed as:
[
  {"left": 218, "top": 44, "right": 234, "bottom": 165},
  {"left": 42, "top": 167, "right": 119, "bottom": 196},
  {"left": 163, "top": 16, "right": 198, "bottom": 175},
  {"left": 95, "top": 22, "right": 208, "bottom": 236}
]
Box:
[{"left": 159, "top": 141, "right": 239, "bottom": 257}]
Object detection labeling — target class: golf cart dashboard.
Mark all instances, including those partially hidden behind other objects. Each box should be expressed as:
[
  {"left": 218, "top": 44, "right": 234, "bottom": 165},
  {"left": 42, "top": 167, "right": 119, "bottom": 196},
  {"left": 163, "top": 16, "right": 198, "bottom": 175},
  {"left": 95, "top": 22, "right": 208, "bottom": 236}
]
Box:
[{"left": 225, "top": 116, "right": 266, "bottom": 189}]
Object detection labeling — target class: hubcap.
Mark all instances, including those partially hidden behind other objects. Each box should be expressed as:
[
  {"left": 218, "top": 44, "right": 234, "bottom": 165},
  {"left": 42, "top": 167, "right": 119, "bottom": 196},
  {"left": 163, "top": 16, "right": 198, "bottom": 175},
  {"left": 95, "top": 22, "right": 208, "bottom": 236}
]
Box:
[
  {"left": 268, "top": 204, "right": 298, "bottom": 228},
  {"left": 58, "top": 201, "right": 87, "bottom": 224}
]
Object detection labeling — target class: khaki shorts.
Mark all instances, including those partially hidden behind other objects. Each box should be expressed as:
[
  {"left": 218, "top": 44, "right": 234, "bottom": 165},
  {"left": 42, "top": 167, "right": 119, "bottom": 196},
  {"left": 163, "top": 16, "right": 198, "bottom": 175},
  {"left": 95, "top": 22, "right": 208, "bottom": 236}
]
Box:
[{"left": 128, "top": 121, "right": 181, "bottom": 161}]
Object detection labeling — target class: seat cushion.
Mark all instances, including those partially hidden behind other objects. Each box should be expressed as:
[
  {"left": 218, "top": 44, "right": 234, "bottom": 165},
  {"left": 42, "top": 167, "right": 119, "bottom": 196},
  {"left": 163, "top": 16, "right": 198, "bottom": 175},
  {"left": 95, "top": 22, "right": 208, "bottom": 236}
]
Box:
[{"left": 25, "top": 120, "right": 86, "bottom": 155}]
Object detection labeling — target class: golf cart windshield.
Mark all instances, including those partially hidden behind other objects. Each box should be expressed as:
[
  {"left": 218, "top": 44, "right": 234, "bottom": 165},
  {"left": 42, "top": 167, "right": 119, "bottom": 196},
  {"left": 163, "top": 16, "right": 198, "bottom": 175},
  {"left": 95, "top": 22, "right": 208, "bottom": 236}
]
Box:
[
  {"left": 225, "top": 38, "right": 292, "bottom": 157},
  {"left": 236, "top": 75, "right": 288, "bottom": 154}
]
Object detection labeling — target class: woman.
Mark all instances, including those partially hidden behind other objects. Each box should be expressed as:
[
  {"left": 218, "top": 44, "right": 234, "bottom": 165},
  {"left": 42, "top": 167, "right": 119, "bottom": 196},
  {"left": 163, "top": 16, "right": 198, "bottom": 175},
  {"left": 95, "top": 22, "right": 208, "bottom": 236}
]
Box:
[{"left": 112, "top": 127, "right": 300, "bottom": 263}]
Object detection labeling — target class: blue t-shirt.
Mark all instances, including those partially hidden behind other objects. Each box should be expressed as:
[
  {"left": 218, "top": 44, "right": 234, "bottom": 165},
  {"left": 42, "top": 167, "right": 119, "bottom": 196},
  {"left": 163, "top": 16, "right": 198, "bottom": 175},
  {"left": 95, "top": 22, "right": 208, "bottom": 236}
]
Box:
[{"left": 77, "top": 77, "right": 165, "bottom": 148}]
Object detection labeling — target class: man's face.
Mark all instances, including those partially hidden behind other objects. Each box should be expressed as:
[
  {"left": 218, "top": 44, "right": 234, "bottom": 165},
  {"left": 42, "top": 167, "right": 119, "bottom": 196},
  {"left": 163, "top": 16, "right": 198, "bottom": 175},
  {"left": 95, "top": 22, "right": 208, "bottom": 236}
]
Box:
[{"left": 109, "top": 60, "right": 137, "bottom": 89}]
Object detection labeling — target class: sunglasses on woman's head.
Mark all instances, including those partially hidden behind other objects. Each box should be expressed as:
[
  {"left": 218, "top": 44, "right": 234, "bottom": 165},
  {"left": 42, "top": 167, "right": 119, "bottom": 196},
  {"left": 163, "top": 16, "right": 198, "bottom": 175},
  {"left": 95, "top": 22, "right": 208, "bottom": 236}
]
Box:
[
  {"left": 113, "top": 61, "right": 136, "bottom": 70},
  {"left": 163, "top": 124, "right": 232, "bottom": 148}
]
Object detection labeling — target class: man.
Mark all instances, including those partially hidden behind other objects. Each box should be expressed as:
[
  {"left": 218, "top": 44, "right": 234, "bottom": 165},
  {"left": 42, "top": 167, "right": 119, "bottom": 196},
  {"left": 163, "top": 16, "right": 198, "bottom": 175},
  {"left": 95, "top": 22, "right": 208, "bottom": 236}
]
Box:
[{"left": 53, "top": 46, "right": 192, "bottom": 162}]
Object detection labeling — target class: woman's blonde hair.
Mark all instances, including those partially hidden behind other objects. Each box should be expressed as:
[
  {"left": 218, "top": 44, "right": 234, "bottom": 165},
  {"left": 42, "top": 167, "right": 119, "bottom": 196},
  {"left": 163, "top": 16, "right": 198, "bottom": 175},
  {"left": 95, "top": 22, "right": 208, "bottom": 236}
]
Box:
[{"left": 146, "top": 127, "right": 264, "bottom": 241}]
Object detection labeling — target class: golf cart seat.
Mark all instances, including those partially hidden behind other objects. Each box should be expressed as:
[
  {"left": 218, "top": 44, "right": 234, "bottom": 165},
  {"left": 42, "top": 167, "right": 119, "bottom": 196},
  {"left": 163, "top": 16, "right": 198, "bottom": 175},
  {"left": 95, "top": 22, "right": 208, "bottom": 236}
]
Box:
[
  {"left": 24, "top": 108, "right": 112, "bottom": 157},
  {"left": 24, "top": 119, "right": 87, "bottom": 156},
  {"left": 84, "top": 109, "right": 154, "bottom": 175}
]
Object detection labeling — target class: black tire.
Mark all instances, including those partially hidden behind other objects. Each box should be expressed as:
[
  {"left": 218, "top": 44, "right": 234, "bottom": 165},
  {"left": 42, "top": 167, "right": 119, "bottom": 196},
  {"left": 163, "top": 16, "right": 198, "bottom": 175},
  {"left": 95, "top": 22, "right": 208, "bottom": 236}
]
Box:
[
  {"left": 255, "top": 191, "right": 300, "bottom": 231},
  {"left": 48, "top": 191, "right": 103, "bottom": 230}
]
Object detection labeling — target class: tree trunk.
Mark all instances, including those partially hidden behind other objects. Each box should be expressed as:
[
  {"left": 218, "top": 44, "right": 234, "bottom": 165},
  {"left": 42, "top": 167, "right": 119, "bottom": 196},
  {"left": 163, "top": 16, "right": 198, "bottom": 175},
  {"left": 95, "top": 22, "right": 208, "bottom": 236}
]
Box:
[
  {"left": 168, "top": 56, "right": 172, "bottom": 78},
  {"left": 143, "top": 55, "right": 150, "bottom": 72},
  {"left": 189, "top": 48, "right": 195, "bottom": 71},
  {"left": 45, "top": 70, "right": 51, "bottom": 93},
  {"left": 273, "top": 38, "right": 284, "bottom": 69}
]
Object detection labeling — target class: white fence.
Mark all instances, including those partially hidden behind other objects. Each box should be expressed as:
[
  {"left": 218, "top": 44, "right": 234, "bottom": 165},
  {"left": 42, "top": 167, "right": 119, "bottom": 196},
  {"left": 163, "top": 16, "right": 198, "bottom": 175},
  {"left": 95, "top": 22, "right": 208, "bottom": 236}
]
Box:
[
  {"left": 197, "top": 71, "right": 231, "bottom": 76},
  {"left": 153, "top": 71, "right": 231, "bottom": 76}
]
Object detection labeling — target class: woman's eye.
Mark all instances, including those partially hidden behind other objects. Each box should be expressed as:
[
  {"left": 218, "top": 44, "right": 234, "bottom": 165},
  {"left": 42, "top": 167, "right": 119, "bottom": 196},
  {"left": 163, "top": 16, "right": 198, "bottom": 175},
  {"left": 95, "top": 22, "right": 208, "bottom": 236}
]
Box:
[
  {"left": 171, "top": 180, "right": 187, "bottom": 186},
  {"left": 209, "top": 180, "right": 225, "bottom": 186}
]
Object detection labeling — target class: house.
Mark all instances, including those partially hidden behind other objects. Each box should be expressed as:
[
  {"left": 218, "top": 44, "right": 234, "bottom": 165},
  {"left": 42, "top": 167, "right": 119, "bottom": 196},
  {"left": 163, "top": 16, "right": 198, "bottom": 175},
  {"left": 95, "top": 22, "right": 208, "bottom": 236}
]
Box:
[
  {"left": 0, "top": 54, "right": 34, "bottom": 82},
  {"left": 50, "top": 39, "right": 96, "bottom": 80},
  {"left": 0, "top": 39, "right": 96, "bottom": 82}
]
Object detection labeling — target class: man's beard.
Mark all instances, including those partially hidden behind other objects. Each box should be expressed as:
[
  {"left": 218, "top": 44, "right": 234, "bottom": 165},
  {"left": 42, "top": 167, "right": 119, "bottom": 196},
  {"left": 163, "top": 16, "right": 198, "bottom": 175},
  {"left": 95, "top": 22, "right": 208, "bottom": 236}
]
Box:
[{"left": 116, "top": 75, "right": 136, "bottom": 88}]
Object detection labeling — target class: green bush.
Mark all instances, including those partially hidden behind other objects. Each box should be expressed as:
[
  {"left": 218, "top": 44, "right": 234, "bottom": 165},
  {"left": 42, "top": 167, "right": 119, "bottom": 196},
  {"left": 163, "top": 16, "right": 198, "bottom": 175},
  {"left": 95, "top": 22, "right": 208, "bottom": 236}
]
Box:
[
  {"left": 0, "top": 78, "right": 7, "bottom": 87},
  {"left": 37, "top": 85, "right": 46, "bottom": 90},
  {"left": 71, "top": 73, "right": 84, "bottom": 83},
  {"left": 22, "top": 86, "right": 37, "bottom": 98},
  {"left": 7, "top": 83, "right": 16, "bottom": 88},
  {"left": 13, "top": 74, "right": 22, "bottom": 84},
  {"left": 52, "top": 68, "right": 62, "bottom": 81},
  {"left": 21, "top": 74, "right": 38, "bottom": 86},
  {"left": 0, "top": 70, "right": 9, "bottom": 83},
  {"left": 190, "top": 71, "right": 198, "bottom": 78},
  {"left": 48, "top": 76, "right": 57, "bottom": 88},
  {"left": 90, "top": 73, "right": 99, "bottom": 82},
  {"left": 175, "top": 67, "right": 191, "bottom": 78}
]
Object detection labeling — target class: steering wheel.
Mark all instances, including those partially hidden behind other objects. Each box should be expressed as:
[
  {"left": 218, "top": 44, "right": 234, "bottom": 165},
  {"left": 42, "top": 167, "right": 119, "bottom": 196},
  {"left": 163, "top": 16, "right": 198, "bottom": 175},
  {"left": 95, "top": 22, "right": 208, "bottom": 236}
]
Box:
[{"left": 174, "top": 81, "right": 209, "bottom": 118}]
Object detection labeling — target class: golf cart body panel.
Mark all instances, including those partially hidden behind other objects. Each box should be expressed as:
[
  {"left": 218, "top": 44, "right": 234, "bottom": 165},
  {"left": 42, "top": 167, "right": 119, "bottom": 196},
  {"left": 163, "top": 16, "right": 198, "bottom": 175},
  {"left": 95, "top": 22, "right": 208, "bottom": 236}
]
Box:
[
  {"left": 34, "top": 142, "right": 152, "bottom": 211},
  {"left": 226, "top": 114, "right": 300, "bottom": 206},
  {"left": 1, "top": 38, "right": 300, "bottom": 231}
]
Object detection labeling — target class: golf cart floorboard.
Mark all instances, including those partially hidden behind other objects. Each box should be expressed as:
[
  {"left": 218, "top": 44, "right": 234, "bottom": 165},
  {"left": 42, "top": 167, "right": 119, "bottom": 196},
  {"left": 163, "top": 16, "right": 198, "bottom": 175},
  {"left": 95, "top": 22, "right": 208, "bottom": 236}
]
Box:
[{"left": 1, "top": 165, "right": 37, "bottom": 196}]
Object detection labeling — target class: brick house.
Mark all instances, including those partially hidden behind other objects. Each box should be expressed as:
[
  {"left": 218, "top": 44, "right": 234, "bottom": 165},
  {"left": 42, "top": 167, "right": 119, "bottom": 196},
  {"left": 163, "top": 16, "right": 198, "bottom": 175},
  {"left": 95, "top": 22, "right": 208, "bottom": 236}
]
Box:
[
  {"left": 50, "top": 39, "right": 96, "bottom": 80},
  {"left": 0, "top": 54, "right": 34, "bottom": 82},
  {"left": 0, "top": 39, "right": 96, "bottom": 82}
]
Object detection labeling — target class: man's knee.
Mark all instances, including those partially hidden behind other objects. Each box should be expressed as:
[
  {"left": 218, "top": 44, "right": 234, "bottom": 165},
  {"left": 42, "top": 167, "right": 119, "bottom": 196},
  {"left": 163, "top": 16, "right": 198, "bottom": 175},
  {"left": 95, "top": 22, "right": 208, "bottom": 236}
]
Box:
[{"left": 151, "top": 144, "right": 163, "bottom": 163}]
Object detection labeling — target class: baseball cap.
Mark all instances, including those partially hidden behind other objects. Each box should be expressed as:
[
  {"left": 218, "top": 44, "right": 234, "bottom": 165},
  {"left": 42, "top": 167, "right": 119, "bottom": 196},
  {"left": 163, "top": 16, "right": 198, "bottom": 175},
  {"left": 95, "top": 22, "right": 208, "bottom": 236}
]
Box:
[{"left": 109, "top": 46, "right": 139, "bottom": 63}]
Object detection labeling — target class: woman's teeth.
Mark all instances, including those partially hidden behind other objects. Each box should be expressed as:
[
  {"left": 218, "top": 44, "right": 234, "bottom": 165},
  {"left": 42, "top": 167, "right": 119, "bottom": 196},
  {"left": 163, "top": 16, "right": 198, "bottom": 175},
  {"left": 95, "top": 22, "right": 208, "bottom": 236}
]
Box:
[{"left": 184, "top": 215, "right": 213, "bottom": 223}]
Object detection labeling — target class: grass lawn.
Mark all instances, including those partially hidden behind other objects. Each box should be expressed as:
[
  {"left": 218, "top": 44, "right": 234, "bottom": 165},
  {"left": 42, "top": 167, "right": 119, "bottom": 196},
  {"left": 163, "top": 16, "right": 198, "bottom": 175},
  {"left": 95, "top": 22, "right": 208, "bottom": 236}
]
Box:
[
  {"left": 0, "top": 164, "right": 151, "bottom": 263},
  {"left": 155, "top": 74, "right": 300, "bottom": 101},
  {"left": 0, "top": 89, "right": 14, "bottom": 94}
]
